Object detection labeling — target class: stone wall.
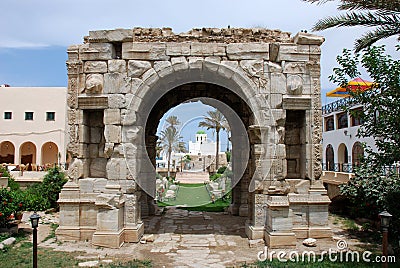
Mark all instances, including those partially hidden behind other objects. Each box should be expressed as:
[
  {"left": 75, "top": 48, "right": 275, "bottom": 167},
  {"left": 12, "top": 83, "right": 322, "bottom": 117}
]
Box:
[{"left": 57, "top": 27, "right": 331, "bottom": 248}]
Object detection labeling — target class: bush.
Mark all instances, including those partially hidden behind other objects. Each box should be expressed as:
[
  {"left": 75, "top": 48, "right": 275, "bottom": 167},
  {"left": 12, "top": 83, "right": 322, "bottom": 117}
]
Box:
[
  {"left": 217, "top": 166, "right": 227, "bottom": 174},
  {"left": 25, "top": 167, "right": 67, "bottom": 210},
  {"left": 209, "top": 173, "right": 221, "bottom": 181}
]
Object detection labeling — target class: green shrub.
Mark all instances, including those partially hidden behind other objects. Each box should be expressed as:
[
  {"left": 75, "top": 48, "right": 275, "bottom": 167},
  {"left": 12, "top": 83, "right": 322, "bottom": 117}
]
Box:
[
  {"left": 209, "top": 173, "right": 221, "bottom": 181},
  {"left": 217, "top": 166, "right": 227, "bottom": 174},
  {"left": 24, "top": 167, "right": 67, "bottom": 210}
]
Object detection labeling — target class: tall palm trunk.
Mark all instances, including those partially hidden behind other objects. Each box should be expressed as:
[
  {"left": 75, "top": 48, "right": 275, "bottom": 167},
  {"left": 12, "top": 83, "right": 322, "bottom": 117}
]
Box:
[
  {"left": 215, "top": 129, "right": 220, "bottom": 170},
  {"left": 167, "top": 148, "right": 172, "bottom": 177}
]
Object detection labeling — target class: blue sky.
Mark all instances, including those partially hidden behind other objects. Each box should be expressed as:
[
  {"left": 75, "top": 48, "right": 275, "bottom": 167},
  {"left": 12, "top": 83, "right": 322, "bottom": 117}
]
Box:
[{"left": 1, "top": 0, "right": 398, "bottom": 147}]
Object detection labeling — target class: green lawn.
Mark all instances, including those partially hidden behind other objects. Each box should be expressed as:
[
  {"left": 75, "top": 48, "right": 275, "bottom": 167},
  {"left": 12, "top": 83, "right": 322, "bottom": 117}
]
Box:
[
  {"left": 157, "top": 183, "right": 231, "bottom": 212},
  {"left": 160, "top": 183, "right": 211, "bottom": 207}
]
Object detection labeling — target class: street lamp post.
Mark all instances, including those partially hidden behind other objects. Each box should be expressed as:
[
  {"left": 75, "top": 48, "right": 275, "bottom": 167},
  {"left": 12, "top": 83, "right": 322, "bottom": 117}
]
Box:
[
  {"left": 379, "top": 210, "right": 392, "bottom": 268},
  {"left": 30, "top": 212, "right": 41, "bottom": 268}
]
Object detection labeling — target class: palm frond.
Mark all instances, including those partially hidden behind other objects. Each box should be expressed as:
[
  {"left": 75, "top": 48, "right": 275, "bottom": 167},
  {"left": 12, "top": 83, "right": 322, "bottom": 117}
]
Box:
[
  {"left": 354, "top": 25, "right": 400, "bottom": 52},
  {"left": 302, "top": 0, "right": 334, "bottom": 4},
  {"left": 339, "top": 0, "right": 400, "bottom": 12},
  {"left": 313, "top": 11, "right": 400, "bottom": 30}
]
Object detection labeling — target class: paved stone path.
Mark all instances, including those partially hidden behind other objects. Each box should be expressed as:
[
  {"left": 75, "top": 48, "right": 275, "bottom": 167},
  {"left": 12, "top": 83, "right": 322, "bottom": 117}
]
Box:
[
  {"left": 35, "top": 208, "right": 365, "bottom": 267},
  {"left": 142, "top": 208, "right": 259, "bottom": 267}
]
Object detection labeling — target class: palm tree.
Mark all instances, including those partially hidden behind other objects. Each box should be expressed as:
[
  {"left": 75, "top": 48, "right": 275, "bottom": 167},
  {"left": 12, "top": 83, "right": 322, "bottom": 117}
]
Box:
[
  {"left": 222, "top": 117, "right": 231, "bottom": 152},
  {"left": 159, "top": 126, "right": 186, "bottom": 177},
  {"left": 165, "top": 115, "right": 181, "bottom": 129},
  {"left": 198, "top": 110, "right": 226, "bottom": 170},
  {"left": 303, "top": 0, "right": 400, "bottom": 52}
]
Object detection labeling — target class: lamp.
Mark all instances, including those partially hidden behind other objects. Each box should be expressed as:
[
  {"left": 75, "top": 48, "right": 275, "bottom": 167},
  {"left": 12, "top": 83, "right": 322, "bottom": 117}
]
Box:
[
  {"left": 30, "top": 212, "right": 41, "bottom": 268},
  {"left": 379, "top": 210, "right": 392, "bottom": 231},
  {"left": 379, "top": 210, "right": 392, "bottom": 268},
  {"left": 30, "top": 211, "right": 40, "bottom": 228},
  {"left": 344, "top": 130, "right": 352, "bottom": 138}
]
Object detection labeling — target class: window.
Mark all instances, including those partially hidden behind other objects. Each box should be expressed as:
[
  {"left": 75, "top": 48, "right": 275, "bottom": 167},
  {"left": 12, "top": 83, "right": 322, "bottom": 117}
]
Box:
[
  {"left": 337, "top": 113, "right": 348, "bottom": 129},
  {"left": 351, "top": 108, "right": 364, "bottom": 126},
  {"left": 325, "top": 116, "right": 334, "bottom": 131},
  {"left": 46, "top": 112, "right": 55, "bottom": 121},
  {"left": 25, "top": 112, "right": 34, "bottom": 120},
  {"left": 4, "top": 112, "right": 12, "bottom": 120}
]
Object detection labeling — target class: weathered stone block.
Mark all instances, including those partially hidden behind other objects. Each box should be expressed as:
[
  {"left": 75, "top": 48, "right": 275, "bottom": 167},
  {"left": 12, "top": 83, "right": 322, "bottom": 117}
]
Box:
[
  {"left": 85, "top": 74, "right": 104, "bottom": 94},
  {"left": 84, "top": 61, "right": 108, "bottom": 73},
  {"left": 89, "top": 29, "right": 133, "bottom": 42},
  {"left": 227, "top": 43, "right": 269, "bottom": 60},
  {"left": 277, "top": 44, "right": 309, "bottom": 62},
  {"left": 80, "top": 43, "right": 115, "bottom": 61},
  {"left": 90, "top": 158, "right": 107, "bottom": 178},
  {"left": 171, "top": 56, "right": 188, "bottom": 71},
  {"left": 108, "top": 94, "right": 129, "bottom": 109},
  {"left": 190, "top": 43, "right": 226, "bottom": 56},
  {"left": 127, "top": 60, "right": 152, "bottom": 78},
  {"left": 104, "top": 109, "right": 121, "bottom": 125},
  {"left": 105, "top": 125, "right": 122, "bottom": 143},
  {"left": 104, "top": 73, "right": 131, "bottom": 94},
  {"left": 108, "top": 59, "right": 126, "bottom": 73},
  {"left": 188, "top": 57, "right": 203, "bottom": 69},
  {"left": 121, "top": 109, "right": 137, "bottom": 125},
  {"left": 122, "top": 42, "right": 169, "bottom": 60},
  {"left": 166, "top": 43, "right": 190, "bottom": 56}
]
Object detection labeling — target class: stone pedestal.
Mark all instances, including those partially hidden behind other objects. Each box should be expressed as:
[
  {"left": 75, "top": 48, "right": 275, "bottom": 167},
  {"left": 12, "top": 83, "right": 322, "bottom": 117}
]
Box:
[
  {"left": 56, "top": 180, "right": 82, "bottom": 241},
  {"left": 124, "top": 222, "right": 144, "bottom": 243},
  {"left": 246, "top": 224, "right": 265, "bottom": 240},
  {"left": 92, "top": 193, "right": 125, "bottom": 248},
  {"left": 264, "top": 195, "right": 296, "bottom": 248},
  {"left": 307, "top": 181, "right": 333, "bottom": 238}
]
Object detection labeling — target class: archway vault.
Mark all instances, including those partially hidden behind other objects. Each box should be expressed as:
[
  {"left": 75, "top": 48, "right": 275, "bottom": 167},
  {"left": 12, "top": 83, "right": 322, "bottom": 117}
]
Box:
[{"left": 58, "top": 27, "right": 332, "bottom": 249}]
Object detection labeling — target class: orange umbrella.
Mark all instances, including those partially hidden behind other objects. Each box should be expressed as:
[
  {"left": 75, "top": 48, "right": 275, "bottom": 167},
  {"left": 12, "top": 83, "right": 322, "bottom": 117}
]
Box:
[{"left": 326, "top": 77, "right": 376, "bottom": 98}]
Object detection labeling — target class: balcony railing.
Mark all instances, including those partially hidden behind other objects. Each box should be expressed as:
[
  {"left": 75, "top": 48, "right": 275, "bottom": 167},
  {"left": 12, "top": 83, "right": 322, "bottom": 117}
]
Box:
[
  {"left": 322, "top": 163, "right": 357, "bottom": 173},
  {"left": 322, "top": 98, "right": 358, "bottom": 115},
  {"left": 322, "top": 162, "right": 400, "bottom": 175}
]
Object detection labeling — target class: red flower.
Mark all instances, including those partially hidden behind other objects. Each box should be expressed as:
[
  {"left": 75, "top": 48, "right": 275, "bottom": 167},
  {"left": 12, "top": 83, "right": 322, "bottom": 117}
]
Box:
[
  {"left": 19, "top": 203, "right": 22, "bottom": 207},
  {"left": 0, "top": 212, "right": 2, "bottom": 216}
]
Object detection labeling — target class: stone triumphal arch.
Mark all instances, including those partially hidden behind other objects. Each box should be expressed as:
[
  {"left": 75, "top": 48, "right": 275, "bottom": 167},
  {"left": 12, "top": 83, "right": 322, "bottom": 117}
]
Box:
[{"left": 56, "top": 27, "right": 332, "bottom": 248}]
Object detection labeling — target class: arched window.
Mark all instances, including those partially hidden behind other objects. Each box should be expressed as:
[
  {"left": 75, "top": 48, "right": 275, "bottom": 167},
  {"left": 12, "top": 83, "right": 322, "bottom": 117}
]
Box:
[
  {"left": 20, "top": 142, "right": 37, "bottom": 169},
  {"left": 325, "top": 117, "right": 334, "bottom": 131},
  {"left": 0, "top": 141, "right": 15, "bottom": 164},
  {"left": 326, "top": 144, "right": 334, "bottom": 171},
  {"left": 337, "top": 113, "right": 348, "bottom": 129},
  {"left": 352, "top": 142, "right": 364, "bottom": 167}
]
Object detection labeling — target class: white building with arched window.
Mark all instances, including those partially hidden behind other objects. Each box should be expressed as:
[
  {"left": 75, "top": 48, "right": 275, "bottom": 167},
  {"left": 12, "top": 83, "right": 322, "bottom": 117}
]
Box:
[
  {"left": 322, "top": 98, "right": 377, "bottom": 172},
  {"left": 0, "top": 86, "right": 67, "bottom": 170}
]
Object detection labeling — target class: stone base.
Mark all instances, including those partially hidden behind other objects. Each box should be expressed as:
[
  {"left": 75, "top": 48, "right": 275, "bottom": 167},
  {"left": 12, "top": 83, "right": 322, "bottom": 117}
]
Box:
[
  {"left": 265, "top": 231, "right": 296, "bottom": 248},
  {"left": 80, "top": 227, "right": 96, "bottom": 241},
  {"left": 239, "top": 204, "right": 249, "bottom": 217},
  {"left": 293, "top": 227, "right": 308, "bottom": 239},
  {"left": 245, "top": 224, "right": 265, "bottom": 240},
  {"left": 124, "top": 223, "right": 144, "bottom": 243},
  {"left": 228, "top": 204, "right": 240, "bottom": 216},
  {"left": 56, "top": 226, "right": 81, "bottom": 241},
  {"left": 308, "top": 227, "right": 333, "bottom": 238},
  {"left": 92, "top": 229, "right": 124, "bottom": 248}
]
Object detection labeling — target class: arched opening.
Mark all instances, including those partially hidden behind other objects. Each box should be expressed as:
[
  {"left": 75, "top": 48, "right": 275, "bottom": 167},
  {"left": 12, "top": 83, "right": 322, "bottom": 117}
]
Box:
[
  {"left": 20, "top": 142, "right": 36, "bottom": 168},
  {"left": 142, "top": 83, "right": 253, "bottom": 218},
  {"left": 41, "top": 142, "right": 59, "bottom": 166},
  {"left": 352, "top": 142, "right": 364, "bottom": 167},
  {"left": 338, "top": 143, "right": 349, "bottom": 172},
  {"left": 326, "top": 144, "right": 334, "bottom": 171},
  {"left": 0, "top": 141, "right": 15, "bottom": 164}
]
